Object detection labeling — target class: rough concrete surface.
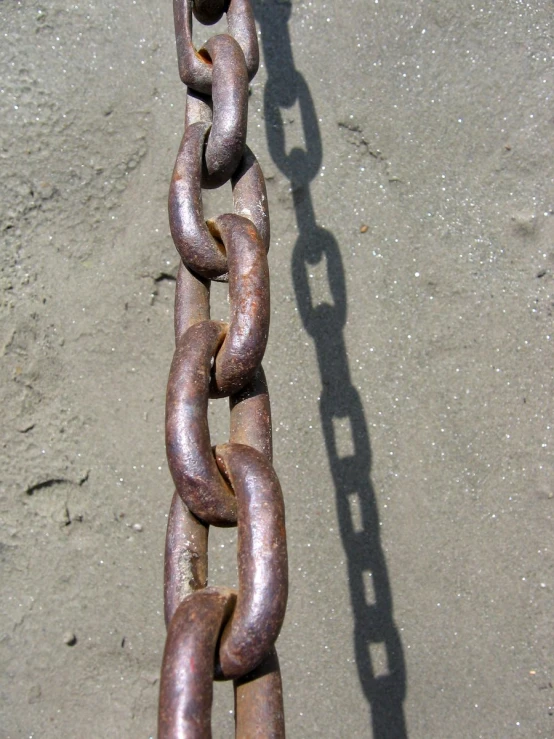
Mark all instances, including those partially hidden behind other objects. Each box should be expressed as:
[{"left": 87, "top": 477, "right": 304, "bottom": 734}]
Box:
[{"left": 1, "top": 0, "right": 553, "bottom": 737}]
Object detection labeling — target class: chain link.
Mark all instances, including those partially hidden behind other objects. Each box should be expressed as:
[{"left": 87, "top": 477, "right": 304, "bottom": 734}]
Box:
[{"left": 159, "top": 1, "right": 288, "bottom": 735}]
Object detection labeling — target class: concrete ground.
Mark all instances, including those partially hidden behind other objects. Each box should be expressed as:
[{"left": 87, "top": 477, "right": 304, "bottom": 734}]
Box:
[{"left": 1, "top": 1, "right": 552, "bottom": 737}]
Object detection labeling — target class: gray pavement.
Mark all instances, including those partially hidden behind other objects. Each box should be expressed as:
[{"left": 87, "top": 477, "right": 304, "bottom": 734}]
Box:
[{"left": 1, "top": 1, "right": 553, "bottom": 737}]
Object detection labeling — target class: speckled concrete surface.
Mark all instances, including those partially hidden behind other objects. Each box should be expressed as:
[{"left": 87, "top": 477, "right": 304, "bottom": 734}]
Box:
[{"left": 1, "top": 1, "right": 553, "bottom": 737}]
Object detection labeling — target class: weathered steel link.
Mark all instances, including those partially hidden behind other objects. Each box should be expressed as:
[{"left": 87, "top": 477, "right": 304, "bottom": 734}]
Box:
[
  {"left": 210, "top": 213, "right": 269, "bottom": 398},
  {"left": 183, "top": 90, "right": 270, "bottom": 248},
  {"left": 234, "top": 649, "right": 285, "bottom": 738},
  {"left": 230, "top": 367, "right": 272, "bottom": 461},
  {"left": 201, "top": 34, "right": 249, "bottom": 188},
  {"left": 169, "top": 122, "right": 228, "bottom": 281},
  {"left": 164, "top": 492, "right": 209, "bottom": 626},
  {"left": 161, "top": 0, "right": 287, "bottom": 734},
  {"left": 169, "top": 124, "right": 269, "bottom": 282},
  {"left": 174, "top": 261, "right": 211, "bottom": 341},
  {"left": 173, "top": 0, "right": 259, "bottom": 93},
  {"left": 185, "top": 89, "right": 212, "bottom": 128},
  {"left": 214, "top": 443, "right": 287, "bottom": 680},
  {"left": 232, "top": 148, "right": 270, "bottom": 253},
  {"left": 159, "top": 587, "right": 236, "bottom": 739},
  {"left": 174, "top": 264, "right": 272, "bottom": 457},
  {"left": 159, "top": 587, "right": 285, "bottom": 739},
  {"left": 166, "top": 320, "right": 237, "bottom": 526},
  {"left": 225, "top": 0, "right": 259, "bottom": 78}
]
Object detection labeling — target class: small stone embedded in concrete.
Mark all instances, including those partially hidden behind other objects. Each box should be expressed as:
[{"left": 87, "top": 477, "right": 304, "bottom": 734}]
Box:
[{"left": 63, "top": 631, "right": 77, "bottom": 646}]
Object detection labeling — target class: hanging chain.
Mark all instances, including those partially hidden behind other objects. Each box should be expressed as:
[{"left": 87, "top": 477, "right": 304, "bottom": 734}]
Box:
[{"left": 158, "top": 0, "right": 288, "bottom": 736}]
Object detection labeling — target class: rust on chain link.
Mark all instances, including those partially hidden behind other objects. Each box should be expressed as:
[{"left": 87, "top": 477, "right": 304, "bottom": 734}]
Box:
[
  {"left": 229, "top": 367, "right": 272, "bottom": 461},
  {"left": 169, "top": 122, "right": 228, "bottom": 280},
  {"left": 173, "top": 0, "right": 258, "bottom": 93},
  {"left": 210, "top": 213, "right": 269, "bottom": 397},
  {"left": 214, "top": 443, "right": 287, "bottom": 680},
  {"left": 234, "top": 650, "right": 285, "bottom": 738},
  {"left": 174, "top": 261, "right": 211, "bottom": 341},
  {"left": 232, "top": 147, "right": 270, "bottom": 253},
  {"left": 201, "top": 35, "right": 249, "bottom": 188},
  {"left": 166, "top": 320, "right": 238, "bottom": 526},
  {"left": 164, "top": 491, "right": 209, "bottom": 626},
  {"left": 159, "top": 588, "right": 236, "bottom": 739},
  {"left": 169, "top": 121, "right": 270, "bottom": 281},
  {"left": 160, "top": 0, "right": 288, "bottom": 735}
]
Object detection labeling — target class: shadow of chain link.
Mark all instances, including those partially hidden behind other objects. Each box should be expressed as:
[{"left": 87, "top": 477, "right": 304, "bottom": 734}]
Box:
[{"left": 254, "top": 2, "right": 408, "bottom": 735}]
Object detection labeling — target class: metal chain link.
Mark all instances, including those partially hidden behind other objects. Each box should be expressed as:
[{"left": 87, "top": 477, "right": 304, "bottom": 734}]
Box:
[{"left": 158, "top": 1, "right": 288, "bottom": 735}]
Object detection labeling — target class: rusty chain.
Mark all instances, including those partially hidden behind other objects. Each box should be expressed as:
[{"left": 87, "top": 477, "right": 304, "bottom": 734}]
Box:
[{"left": 158, "top": 0, "right": 288, "bottom": 736}]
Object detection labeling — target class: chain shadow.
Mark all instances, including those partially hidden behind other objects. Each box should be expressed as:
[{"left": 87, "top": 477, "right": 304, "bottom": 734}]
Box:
[{"left": 253, "top": 2, "right": 408, "bottom": 735}]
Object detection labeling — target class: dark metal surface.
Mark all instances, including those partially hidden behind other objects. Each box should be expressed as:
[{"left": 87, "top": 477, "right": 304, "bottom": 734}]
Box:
[
  {"left": 202, "top": 35, "right": 248, "bottom": 189},
  {"left": 230, "top": 367, "right": 272, "bottom": 461},
  {"left": 160, "top": 0, "right": 287, "bottom": 734},
  {"left": 164, "top": 491, "right": 209, "bottom": 627},
  {"left": 169, "top": 122, "right": 229, "bottom": 280},
  {"left": 234, "top": 650, "right": 285, "bottom": 739},
  {"left": 232, "top": 147, "right": 270, "bottom": 253},
  {"left": 159, "top": 588, "right": 236, "bottom": 739},
  {"left": 169, "top": 126, "right": 269, "bottom": 283},
  {"left": 192, "top": 0, "right": 225, "bottom": 26},
  {"left": 166, "top": 320, "right": 238, "bottom": 527},
  {"left": 173, "top": 0, "right": 258, "bottom": 93},
  {"left": 174, "top": 260, "right": 211, "bottom": 341},
  {"left": 214, "top": 443, "right": 287, "bottom": 680},
  {"left": 211, "top": 213, "right": 269, "bottom": 397}
]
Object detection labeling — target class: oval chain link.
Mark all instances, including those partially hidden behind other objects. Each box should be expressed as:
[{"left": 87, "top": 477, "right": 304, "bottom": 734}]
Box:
[{"left": 159, "top": 0, "right": 288, "bottom": 736}]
